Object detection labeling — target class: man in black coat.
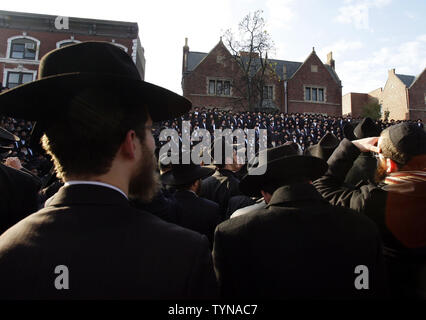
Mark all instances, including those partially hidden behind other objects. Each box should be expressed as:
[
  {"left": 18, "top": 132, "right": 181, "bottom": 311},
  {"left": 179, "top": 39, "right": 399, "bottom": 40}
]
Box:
[
  {"left": 0, "top": 127, "right": 41, "bottom": 234},
  {"left": 162, "top": 163, "right": 221, "bottom": 246},
  {"left": 344, "top": 117, "right": 381, "bottom": 186},
  {"left": 0, "top": 42, "right": 218, "bottom": 299},
  {"left": 200, "top": 138, "right": 246, "bottom": 219},
  {"left": 313, "top": 122, "right": 426, "bottom": 299},
  {"left": 213, "top": 143, "right": 386, "bottom": 299}
]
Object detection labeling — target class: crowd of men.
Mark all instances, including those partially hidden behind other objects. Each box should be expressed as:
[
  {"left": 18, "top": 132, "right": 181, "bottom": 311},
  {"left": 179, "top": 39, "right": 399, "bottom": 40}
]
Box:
[{"left": 0, "top": 41, "right": 425, "bottom": 300}]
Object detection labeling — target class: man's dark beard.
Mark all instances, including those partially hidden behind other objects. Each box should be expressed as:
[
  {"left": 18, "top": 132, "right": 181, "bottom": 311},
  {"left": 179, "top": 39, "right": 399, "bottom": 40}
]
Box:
[
  {"left": 128, "top": 144, "right": 161, "bottom": 203},
  {"left": 374, "top": 161, "right": 388, "bottom": 184}
]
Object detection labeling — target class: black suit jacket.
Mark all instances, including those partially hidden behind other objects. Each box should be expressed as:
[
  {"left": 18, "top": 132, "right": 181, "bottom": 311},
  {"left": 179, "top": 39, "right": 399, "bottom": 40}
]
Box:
[
  {"left": 0, "top": 184, "right": 218, "bottom": 299},
  {"left": 0, "top": 163, "right": 41, "bottom": 234},
  {"left": 213, "top": 183, "right": 386, "bottom": 299},
  {"left": 173, "top": 190, "right": 221, "bottom": 246},
  {"left": 200, "top": 169, "right": 242, "bottom": 219}
]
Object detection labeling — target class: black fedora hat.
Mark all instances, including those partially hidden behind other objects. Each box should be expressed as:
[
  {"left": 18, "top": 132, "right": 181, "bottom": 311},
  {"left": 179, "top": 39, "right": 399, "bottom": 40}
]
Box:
[
  {"left": 0, "top": 127, "right": 19, "bottom": 153},
  {"left": 0, "top": 41, "right": 191, "bottom": 122},
  {"left": 353, "top": 117, "right": 381, "bottom": 139},
  {"left": 161, "top": 163, "right": 215, "bottom": 186},
  {"left": 240, "top": 143, "right": 328, "bottom": 197},
  {"left": 343, "top": 122, "right": 357, "bottom": 141},
  {"left": 304, "top": 132, "right": 340, "bottom": 161}
]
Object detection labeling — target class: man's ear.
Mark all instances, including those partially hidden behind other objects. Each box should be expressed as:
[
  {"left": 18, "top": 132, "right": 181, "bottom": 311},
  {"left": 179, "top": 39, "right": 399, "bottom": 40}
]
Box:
[
  {"left": 386, "top": 158, "right": 398, "bottom": 173},
  {"left": 120, "top": 130, "right": 138, "bottom": 159}
]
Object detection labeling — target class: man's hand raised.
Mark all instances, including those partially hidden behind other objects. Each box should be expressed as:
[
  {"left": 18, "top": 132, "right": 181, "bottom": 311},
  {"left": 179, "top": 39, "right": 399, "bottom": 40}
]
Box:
[{"left": 351, "top": 137, "right": 380, "bottom": 153}]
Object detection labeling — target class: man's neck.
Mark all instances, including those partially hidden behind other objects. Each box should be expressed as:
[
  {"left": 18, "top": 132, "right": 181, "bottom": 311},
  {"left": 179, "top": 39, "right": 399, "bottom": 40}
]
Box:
[{"left": 65, "top": 175, "right": 129, "bottom": 197}]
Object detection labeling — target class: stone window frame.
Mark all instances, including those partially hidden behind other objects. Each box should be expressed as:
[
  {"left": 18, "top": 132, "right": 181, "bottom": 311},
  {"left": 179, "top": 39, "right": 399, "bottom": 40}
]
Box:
[
  {"left": 207, "top": 78, "right": 232, "bottom": 96},
  {"left": 263, "top": 85, "right": 274, "bottom": 100},
  {"left": 304, "top": 85, "right": 326, "bottom": 103},
  {"left": 7, "top": 35, "right": 41, "bottom": 61},
  {"left": 2, "top": 66, "right": 37, "bottom": 89},
  {"left": 56, "top": 39, "right": 82, "bottom": 49},
  {"left": 111, "top": 40, "right": 128, "bottom": 52}
]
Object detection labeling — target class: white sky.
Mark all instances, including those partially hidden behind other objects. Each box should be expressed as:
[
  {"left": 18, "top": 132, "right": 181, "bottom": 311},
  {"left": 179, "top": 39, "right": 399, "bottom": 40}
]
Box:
[{"left": 2, "top": 0, "right": 426, "bottom": 95}]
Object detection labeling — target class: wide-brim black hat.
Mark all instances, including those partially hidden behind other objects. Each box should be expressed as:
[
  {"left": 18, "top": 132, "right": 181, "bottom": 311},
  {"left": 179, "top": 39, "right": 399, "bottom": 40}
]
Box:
[
  {"left": 304, "top": 132, "right": 340, "bottom": 161},
  {"left": 353, "top": 117, "right": 381, "bottom": 139},
  {"left": 343, "top": 122, "right": 357, "bottom": 141},
  {"left": 0, "top": 127, "right": 19, "bottom": 142},
  {"left": 161, "top": 164, "right": 215, "bottom": 186},
  {"left": 0, "top": 127, "right": 19, "bottom": 153},
  {"left": 0, "top": 41, "right": 191, "bottom": 122},
  {"left": 240, "top": 143, "right": 328, "bottom": 197}
]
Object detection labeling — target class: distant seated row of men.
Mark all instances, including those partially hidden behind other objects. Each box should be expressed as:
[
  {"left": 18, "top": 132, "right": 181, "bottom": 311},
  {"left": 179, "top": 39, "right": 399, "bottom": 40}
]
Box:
[{"left": 0, "top": 42, "right": 424, "bottom": 300}]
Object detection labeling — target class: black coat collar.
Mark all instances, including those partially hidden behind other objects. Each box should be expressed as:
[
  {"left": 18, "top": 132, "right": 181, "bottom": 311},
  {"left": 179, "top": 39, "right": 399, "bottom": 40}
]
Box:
[
  {"left": 174, "top": 189, "right": 198, "bottom": 199},
  {"left": 266, "top": 183, "right": 326, "bottom": 207},
  {"left": 47, "top": 184, "right": 130, "bottom": 207}
]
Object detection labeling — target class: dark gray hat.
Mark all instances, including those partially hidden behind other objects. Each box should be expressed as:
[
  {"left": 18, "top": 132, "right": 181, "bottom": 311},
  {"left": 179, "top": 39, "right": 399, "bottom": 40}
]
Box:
[{"left": 388, "top": 122, "right": 426, "bottom": 157}]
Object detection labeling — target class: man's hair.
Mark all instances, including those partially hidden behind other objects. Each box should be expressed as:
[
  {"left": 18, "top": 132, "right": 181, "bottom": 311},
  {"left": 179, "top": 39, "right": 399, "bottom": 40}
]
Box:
[{"left": 41, "top": 87, "right": 148, "bottom": 180}]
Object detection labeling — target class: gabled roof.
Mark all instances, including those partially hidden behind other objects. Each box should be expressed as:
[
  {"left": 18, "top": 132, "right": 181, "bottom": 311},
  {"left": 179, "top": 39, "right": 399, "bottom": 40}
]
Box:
[
  {"left": 186, "top": 48, "right": 341, "bottom": 85},
  {"left": 187, "top": 52, "right": 303, "bottom": 79},
  {"left": 325, "top": 65, "right": 341, "bottom": 85},
  {"left": 395, "top": 73, "right": 416, "bottom": 87},
  {"left": 187, "top": 52, "right": 207, "bottom": 71}
]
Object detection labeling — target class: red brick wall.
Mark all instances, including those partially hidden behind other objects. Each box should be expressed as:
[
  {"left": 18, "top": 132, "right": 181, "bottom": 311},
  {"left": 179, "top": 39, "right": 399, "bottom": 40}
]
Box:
[
  {"left": 183, "top": 42, "right": 284, "bottom": 111},
  {"left": 350, "top": 93, "right": 369, "bottom": 118},
  {"left": 287, "top": 52, "right": 342, "bottom": 116},
  {"left": 1, "top": 28, "right": 133, "bottom": 87},
  {"left": 182, "top": 41, "right": 247, "bottom": 110},
  {"left": 408, "top": 69, "right": 426, "bottom": 122}
]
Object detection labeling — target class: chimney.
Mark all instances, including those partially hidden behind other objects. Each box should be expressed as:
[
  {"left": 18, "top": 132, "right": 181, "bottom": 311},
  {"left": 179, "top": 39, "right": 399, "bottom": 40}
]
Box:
[
  {"left": 283, "top": 64, "right": 288, "bottom": 80},
  {"left": 327, "top": 52, "right": 335, "bottom": 70},
  {"left": 389, "top": 68, "right": 396, "bottom": 76},
  {"left": 182, "top": 37, "right": 189, "bottom": 74}
]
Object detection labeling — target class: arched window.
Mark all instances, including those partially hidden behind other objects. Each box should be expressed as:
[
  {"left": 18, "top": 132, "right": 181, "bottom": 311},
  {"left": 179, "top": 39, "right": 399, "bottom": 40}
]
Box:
[
  {"left": 7, "top": 36, "right": 40, "bottom": 60},
  {"left": 112, "top": 42, "right": 128, "bottom": 52},
  {"left": 3, "top": 67, "right": 37, "bottom": 89},
  {"left": 56, "top": 39, "right": 81, "bottom": 49}
]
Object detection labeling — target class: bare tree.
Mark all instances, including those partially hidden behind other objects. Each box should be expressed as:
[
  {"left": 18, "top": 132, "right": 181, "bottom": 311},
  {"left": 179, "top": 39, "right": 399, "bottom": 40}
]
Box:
[{"left": 223, "top": 10, "right": 276, "bottom": 111}]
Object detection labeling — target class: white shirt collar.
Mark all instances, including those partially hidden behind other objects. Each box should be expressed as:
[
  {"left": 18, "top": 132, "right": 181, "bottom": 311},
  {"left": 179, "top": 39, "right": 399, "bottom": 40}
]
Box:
[{"left": 64, "top": 181, "right": 128, "bottom": 199}]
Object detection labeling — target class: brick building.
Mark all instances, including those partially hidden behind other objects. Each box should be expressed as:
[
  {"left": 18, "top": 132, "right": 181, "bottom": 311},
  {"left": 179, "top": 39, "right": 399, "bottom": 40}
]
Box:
[
  {"left": 0, "top": 10, "right": 145, "bottom": 90},
  {"left": 343, "top": 68, "right": 426, "bottom": 121},
  {"left": 182, "top": 38, "right": 342, "bottom": 116}
]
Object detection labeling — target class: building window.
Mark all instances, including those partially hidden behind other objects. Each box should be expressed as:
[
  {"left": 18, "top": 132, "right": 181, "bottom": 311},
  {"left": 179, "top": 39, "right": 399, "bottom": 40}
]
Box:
[
  {"left": 217, "top": 81, "right": 223, "bottom": 95},
  {"left": 305, "top": 87, "right": 311, "bottom": 100},
  {"left": 56, "top": 39, "right": 82, "bottom": 49},
  {"left": 208, "top": 79, "right": 231, "bottom": 96},
  {"left": 311, "top": 65, "right": 318, "bottom": 72},
  {"left": 263, "top": 85, "right": 273, "bottom": 100},
  {"left": 59, "top": 41, "right": 78, "bottom": 48},
  {"left": 10, "top": 39, "right": 37, "bottom": 60},
  {"left": 6, "top": 72, "right": 34, "bottom": 89},
  {"left": 318, "top": 88, "right": 324, "bottom": 101},
  {"left": 224, "top": 81, "right": 230, "bottom": 95},
  {"left": 304, "top": 86, "right": 325, "bottom": 102},
  {"left": 209, "top": 80, "right": 216, "bottom": 94}
]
